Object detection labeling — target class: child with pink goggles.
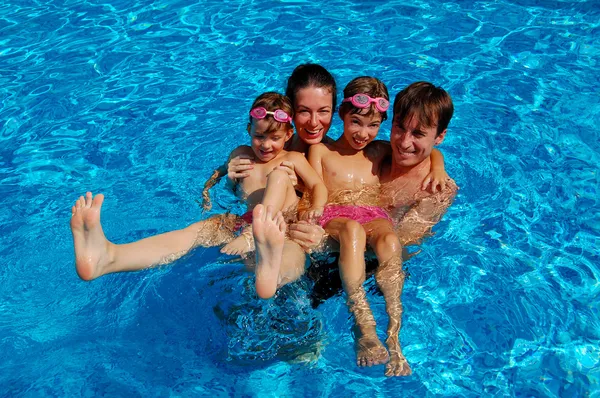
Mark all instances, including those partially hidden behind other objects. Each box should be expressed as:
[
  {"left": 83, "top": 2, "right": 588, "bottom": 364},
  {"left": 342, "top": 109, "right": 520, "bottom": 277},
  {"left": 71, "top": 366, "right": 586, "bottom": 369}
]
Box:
[
  {"left": 250, "top": 107, "right": 293, "bottom": 123},
  {"left": 342, "top": 93, "right": 390, "bottom": 112}
]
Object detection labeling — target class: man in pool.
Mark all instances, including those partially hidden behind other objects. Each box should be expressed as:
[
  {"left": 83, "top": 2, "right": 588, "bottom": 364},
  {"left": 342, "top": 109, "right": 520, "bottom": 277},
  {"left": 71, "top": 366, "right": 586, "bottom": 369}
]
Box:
[{"left": 289, "top": 81, "right": 458, "bottom": 377}]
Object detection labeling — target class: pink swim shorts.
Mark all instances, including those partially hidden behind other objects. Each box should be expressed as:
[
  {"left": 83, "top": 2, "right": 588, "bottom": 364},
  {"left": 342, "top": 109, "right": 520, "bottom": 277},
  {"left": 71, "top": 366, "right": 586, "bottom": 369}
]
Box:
[
  {"left": 318, "top": 205, "right": 392, "bottom": 228},
  {"left": 234, "top": 210, "right": 253, "bottom": 232}
]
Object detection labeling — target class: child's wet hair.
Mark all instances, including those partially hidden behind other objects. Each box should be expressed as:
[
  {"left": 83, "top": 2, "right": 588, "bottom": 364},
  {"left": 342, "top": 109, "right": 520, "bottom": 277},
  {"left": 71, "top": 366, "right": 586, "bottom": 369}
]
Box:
[
  {"left": 339, "top": 76, "right": 389, "bottom": 121},
  {"left": 249, "top": 92, "right": 293, "bottom": 134},
  {"left": 285, "top": 63, "right": 337, "bottom": 111},
  {"left": 392, "top": 82, "right": 454, "bottom": 136}
]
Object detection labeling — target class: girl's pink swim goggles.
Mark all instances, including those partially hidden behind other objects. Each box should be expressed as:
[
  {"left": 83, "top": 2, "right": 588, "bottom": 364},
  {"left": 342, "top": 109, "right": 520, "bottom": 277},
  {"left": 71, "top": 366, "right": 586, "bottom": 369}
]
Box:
[
  {"left": 250, "top": 107, "right": 292, "bottom": 123},
  {"left": 343, "top": 93, "right": 390, "bottom": 112}
]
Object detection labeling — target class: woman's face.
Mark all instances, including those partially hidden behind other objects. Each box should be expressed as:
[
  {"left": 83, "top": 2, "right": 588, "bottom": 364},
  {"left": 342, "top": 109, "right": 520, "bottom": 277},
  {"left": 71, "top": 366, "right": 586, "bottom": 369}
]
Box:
[{"left": 293, "top": 87, "right": 334, "bottom": 145}]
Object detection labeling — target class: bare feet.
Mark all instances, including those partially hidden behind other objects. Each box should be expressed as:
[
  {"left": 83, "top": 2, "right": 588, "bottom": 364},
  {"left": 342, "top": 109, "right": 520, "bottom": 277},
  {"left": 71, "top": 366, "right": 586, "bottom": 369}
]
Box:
[
  {"left": 385, "top": 338, "right": 412, "bottom": 376},
  {"left": 356, "top": 329, "right": 390, "bottom": 367},
  {"left": 220, "top": 229, "right": 253, "bottom": 256},
  {"left": 70, "top": 192, "right": 112, "bottom": 280},
  {"left": 252, "top": 204, "right": 286, "bottom": 299}
]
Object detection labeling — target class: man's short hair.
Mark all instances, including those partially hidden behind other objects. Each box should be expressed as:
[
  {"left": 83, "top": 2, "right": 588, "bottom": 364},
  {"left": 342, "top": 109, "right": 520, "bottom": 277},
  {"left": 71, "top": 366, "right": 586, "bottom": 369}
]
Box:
[{"left": 392, "top": 82, "right": 454, "bottom": 136}]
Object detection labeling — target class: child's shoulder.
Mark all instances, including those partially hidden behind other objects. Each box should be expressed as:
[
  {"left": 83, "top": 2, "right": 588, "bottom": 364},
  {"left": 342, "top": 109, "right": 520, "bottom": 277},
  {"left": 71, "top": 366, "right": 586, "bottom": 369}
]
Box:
[{"left": 282, "top": 150, "right": 308, "bottom": 163}]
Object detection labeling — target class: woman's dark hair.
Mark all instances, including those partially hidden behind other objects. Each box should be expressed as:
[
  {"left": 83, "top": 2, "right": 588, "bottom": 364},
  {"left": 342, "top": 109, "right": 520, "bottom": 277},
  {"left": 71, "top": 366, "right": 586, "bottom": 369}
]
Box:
[{"left": 285, "top": 63, "right": 337, "bottom": 110}]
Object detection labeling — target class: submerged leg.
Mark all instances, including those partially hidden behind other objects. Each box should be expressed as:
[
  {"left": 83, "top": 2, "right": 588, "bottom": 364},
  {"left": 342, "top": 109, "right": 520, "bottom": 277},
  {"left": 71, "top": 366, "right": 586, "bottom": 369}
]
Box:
[
  {"left": 70, "top": 192, "right": 235, "bottom": 281},
  {"left": 327, "top": 218, "right": 389, "bottom": 367},
  {"left": 366, "top": 220, "right": 412, "bottom": 377}
]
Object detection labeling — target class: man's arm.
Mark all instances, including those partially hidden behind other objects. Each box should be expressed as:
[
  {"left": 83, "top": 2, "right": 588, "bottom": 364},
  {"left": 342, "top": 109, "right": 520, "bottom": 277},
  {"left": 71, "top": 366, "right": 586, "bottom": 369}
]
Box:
[{"left": 395, "top": 180, "right": 458, "bottom": 246}]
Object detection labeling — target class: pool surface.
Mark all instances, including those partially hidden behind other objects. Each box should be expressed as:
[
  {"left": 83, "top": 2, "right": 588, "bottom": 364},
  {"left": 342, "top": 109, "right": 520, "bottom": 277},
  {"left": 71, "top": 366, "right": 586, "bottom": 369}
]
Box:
[{"left": 0, "top": 0, "right": 598, "bottom": 396}]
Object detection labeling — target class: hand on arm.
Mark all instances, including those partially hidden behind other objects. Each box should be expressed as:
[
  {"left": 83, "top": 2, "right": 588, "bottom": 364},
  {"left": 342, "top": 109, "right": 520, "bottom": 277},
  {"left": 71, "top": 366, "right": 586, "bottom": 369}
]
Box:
[
  {"left": 227, "top": 152, "right": 255, "bottom": 181},
  {"left": 421, "top": 148, "right": 449, "bottom": 192},
  {"left": 274, "top": 160, "right": 299, "bottom": 187}
]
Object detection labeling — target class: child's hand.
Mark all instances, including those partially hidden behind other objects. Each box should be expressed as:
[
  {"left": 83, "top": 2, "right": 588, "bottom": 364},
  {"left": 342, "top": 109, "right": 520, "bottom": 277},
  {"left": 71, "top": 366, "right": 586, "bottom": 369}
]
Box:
[
  {"left": 421, "top": 168, "right": 449, "bottom": 193},
  {"left": 227, "top": 155, "right": 254, "bottom": 181},
  {"left": 301, "top": 206, "right": 324, "bottom": 224},
  {"left": 275, "top": 161, "right": 298, "bottom": 187}
]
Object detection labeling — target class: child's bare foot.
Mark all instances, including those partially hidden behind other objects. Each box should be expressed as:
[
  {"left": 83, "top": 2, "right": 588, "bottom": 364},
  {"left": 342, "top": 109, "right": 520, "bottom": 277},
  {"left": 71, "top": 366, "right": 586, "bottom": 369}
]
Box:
[
  {"left": 385, "top": 338, "right": 412, "bottom": 376},
  {"left": 356, "top": 331, "right": 390, "bottom": 367},
  {"left": 70, "top": 192, "right": 113, "bottom": 281},
  {"left": 220, "top": 233, "right": 252, "bottom": 256},
  {"left": 252, "top": 204, "right": 286, "bottom": 299}
]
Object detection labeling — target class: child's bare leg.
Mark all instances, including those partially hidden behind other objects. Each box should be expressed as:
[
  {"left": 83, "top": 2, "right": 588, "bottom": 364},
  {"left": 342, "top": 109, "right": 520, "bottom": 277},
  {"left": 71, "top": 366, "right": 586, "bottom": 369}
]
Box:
[
  {"left": 365, "top": 219, "right": 411, "bottom": 377},
  {"left": 244, "top": 239, "right": 306, "bottom": 294},
  {"left": 326, "top": 218, "right": 389, "bottom": 367},
  {"left": 221, "top": 169, "right": 296, "bottom": 255},
  {"left": 70, "top": 192, "right": 235, "bottom": 281},
  {"left": 252, "top": 204, "right": 286, "bottom": 299},
  {"left": 221, "top": 226, "right": 253, "bottom": 256}
]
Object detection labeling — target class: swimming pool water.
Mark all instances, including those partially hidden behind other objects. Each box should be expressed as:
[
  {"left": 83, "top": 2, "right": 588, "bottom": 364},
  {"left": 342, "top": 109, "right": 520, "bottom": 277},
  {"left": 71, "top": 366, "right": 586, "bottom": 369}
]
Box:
[{"left": 1, "top": 0, "right": 598, "bottom": 396}]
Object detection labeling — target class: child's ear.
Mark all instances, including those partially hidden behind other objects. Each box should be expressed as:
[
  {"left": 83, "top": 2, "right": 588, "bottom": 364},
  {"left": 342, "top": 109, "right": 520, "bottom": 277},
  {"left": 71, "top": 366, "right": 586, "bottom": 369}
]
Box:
[
  {"left": 246, "top": 123, "right": 252, "bottom": 135},
  {"left": 284, "top": 128, "right": 294, "bottom": 141},
  {"left": 434, "top": 129, "right": 447, "bottom": 145}
]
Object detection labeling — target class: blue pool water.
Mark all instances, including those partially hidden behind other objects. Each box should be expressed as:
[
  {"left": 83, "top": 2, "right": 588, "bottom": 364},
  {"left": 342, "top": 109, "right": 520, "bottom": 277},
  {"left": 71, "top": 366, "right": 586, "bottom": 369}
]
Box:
[{"left": 1, "top": 0, "right": 599, "bottom": 396}]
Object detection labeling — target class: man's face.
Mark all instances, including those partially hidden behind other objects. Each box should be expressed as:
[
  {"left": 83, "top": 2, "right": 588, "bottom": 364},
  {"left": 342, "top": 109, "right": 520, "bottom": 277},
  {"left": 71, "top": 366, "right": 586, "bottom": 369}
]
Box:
[{"left": 390, "top": 114, "right": 446, "bottom": 168}]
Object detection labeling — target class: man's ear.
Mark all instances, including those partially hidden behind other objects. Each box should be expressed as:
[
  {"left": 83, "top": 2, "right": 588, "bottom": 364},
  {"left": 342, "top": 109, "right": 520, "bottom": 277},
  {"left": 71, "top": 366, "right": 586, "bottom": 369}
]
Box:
[{"left": 434, "top": 129, "right": 447, "bottom": 145}]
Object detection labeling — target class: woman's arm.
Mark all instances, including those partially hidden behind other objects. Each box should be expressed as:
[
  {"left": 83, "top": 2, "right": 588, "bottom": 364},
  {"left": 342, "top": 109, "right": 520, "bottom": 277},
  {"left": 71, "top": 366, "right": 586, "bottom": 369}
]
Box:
[
  {"left": 200, "top": 164, "right": 226, "bottom": 211},
  {"left": 200, "top": 147, "right": 253, "bottom": 211}
]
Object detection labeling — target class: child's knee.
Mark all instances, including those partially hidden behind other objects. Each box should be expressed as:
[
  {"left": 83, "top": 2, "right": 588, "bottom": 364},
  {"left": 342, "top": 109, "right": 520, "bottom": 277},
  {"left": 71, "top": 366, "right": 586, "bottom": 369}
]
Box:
[
  {"left": 339, "top": 220, "right": 367, "bottom": 244},
  {"left": 375, "top": 232, "right": 401, "bottom": 255},
  {"left": 267, "top": 168, "right": 292, "bottom": 185}
]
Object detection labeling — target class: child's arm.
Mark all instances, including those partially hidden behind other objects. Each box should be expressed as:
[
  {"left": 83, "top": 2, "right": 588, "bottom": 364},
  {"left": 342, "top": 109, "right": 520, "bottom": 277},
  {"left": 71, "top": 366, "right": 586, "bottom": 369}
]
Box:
[
  {"left": 292, "top": 148, "right": 328, "bottom": 221},
  {"left": 421, "top": 148, "right": 449, "bottom": 192}
]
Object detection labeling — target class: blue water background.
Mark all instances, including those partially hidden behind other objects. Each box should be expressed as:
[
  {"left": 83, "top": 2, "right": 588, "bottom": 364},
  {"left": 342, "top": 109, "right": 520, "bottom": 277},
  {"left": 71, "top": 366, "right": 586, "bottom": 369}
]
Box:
[{"left": 1, "top": 0, "right": 599, "bottom": 396}]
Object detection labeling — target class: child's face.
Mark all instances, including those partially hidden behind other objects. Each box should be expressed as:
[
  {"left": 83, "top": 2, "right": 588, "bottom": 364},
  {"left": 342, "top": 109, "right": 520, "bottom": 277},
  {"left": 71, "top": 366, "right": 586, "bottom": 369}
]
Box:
[
  {"left": 248, "top": 119, "right": 293, "bottom": 162},
  {"left": 390, "top": 114, "right": 446, "bottom": 167},
  {"left": 293, "top": 87, "right": 334, "bottom": 145},
  {"left": 341, "top": 109, "right": 382, "bottom": 150}
]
